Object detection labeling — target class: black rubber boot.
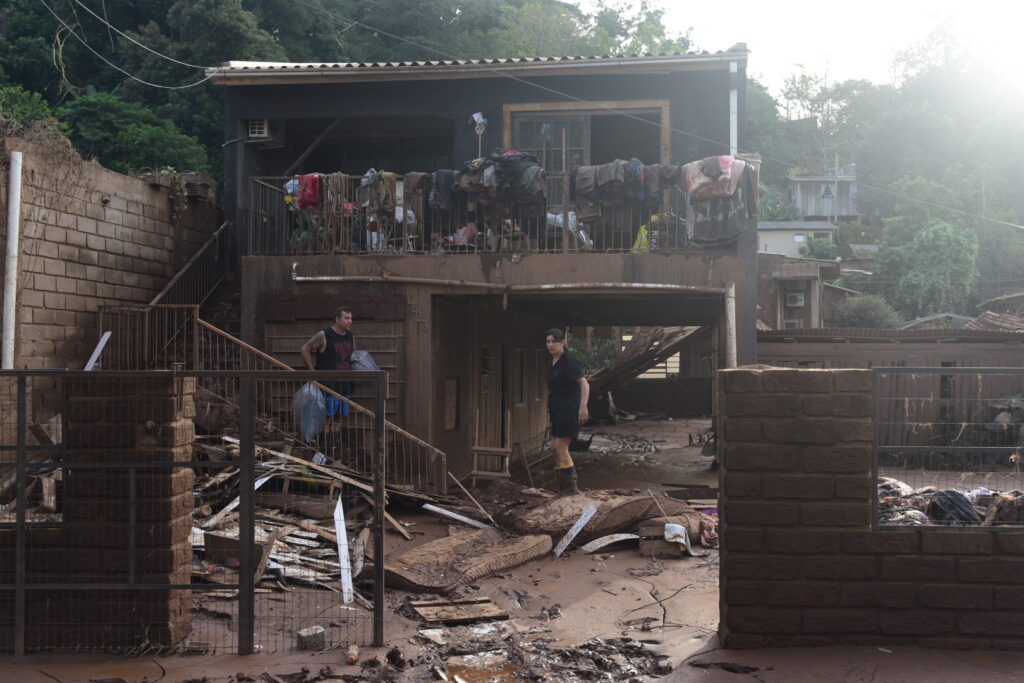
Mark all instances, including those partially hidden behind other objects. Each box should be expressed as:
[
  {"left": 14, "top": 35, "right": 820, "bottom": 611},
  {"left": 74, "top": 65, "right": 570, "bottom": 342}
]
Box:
[{"left": 556, "top": 467, "right": 580, "bottom": 496}]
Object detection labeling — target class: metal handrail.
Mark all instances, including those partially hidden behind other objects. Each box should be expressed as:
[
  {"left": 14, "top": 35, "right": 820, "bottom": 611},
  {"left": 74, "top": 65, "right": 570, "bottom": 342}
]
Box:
[{"left": 150, "top": 220, "right": 232, "bottom": 306}]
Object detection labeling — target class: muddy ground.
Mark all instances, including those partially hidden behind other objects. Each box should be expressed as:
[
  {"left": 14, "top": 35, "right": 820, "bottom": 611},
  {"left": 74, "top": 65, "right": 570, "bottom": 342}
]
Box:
[{"left": 6, "top": 418, "right": 1024, "bottom": 681}]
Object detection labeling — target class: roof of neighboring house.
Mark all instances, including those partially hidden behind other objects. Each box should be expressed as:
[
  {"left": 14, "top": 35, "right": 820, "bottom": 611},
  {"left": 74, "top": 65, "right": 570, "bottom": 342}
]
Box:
[
  {"left": 758, "top": 221, "right": 838, "bottom": 232},
  {"left": 847, "top": 244, "right": 878, "bottom": 259},
  {"left": 208, "top": 50, "right": 749, "bottom": 84},
  {"left": 823, "top": 283, "right": 860, "bottom": 295},
  {"left": 978, "top": 290, "right": 1024, "bottom": 309},
  {"left": 898, "top": 313, "right": 974, "bottom": 330},
  {"left": 786, "top": 175, "right": 856, "bottom": 182},
  {"left": 758, "top": 327, "right": 1024, "bottom": 343},
  {"left": 966, "top": 311, "right": 1024, "bottom": 333}
]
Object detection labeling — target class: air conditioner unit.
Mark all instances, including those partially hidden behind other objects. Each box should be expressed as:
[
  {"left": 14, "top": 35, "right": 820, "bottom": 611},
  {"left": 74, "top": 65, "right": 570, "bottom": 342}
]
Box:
[
  {"left": 786, "top": 292, "right": 806, "bottom": 308},
  {"left": 246, "top": 119, "right": 270, "bottom": 140}
]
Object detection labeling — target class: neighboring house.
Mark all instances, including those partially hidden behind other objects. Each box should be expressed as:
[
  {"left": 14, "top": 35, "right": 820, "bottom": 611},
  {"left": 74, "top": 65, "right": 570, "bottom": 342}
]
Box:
[
  {"left": 967, "top": 311, "right": 1024, "bottom": 333},
  {"left": 844, "top": 243, "right": 878, "bottom": 271},
  {"left": 757, "top": 253, "right": 842, "bottom": 330},
  {"left": 899, "top": 313, "right": 974, "bottom": 330},
  {"left": 978, "top": 290, "right": 1024, "bottom": 316},
  {"left": 785, "top": 169, "right": 857, "bottom": 220},
  {"left": 758, "top": 221, "right": 837, "bottom": 258},
  {"left": 209, "top": 49, "right": 758, "bottom": 478}
]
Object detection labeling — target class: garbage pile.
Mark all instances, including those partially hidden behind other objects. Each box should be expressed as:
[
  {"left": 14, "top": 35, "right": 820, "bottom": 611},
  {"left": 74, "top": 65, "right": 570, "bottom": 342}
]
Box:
[{"left": 878, "top": 476, "right": 1024, "bottom": 526}]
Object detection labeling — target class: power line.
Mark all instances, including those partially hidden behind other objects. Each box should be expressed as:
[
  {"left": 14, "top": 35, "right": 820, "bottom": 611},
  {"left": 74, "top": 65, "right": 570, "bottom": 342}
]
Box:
[
  {"left": 68, "top": 0, "right": 211, "bottom": 70},
  {"left": 287, "top": 0, "right": 1024, "bottom": 234},
  {"left": 38, "top": 0, "right": 219, "bottom": 90}
]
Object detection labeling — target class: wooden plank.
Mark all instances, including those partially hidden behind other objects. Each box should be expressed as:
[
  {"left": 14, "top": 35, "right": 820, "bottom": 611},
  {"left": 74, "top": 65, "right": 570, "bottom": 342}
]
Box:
[
  {"left": 447, "top": 472, "right": 497, "bottom": 526},
  {"left": 333, "top": 496, "right": 355, "bottom": 604},
  {"left": 421, "top": 503, "right": 491, "bottom": 530},
  {"left": 361, "top": 493, "right": 413, "bottom": 540},
  {"left": 256, "top": 527, "right": 292, "bottom": 584},
  {"left": 203, "top": 470, "right": 278, "bottom": 529},
  {"left": 410, "top": 597, "right": 508, "bottom": 626},
  {"left": 553, "top": 505, "right": 597, "bottom": 558}
]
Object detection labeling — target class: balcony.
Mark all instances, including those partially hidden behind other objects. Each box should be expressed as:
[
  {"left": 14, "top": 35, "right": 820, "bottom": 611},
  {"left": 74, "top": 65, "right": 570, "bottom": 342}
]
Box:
[{"left": 241, "top": 168, "right": 716, "bottom": 257}]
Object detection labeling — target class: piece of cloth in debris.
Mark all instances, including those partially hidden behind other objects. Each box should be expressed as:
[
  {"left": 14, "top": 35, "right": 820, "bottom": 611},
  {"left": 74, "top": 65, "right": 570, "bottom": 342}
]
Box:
[{"left": 927, "top": 489, "right": 982, "bottom": 525}]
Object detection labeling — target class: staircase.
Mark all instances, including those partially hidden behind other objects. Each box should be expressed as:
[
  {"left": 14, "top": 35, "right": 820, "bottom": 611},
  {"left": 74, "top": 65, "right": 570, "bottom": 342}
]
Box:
[{"left": 97, "top": 226, "right": 449, "bottom": 495}]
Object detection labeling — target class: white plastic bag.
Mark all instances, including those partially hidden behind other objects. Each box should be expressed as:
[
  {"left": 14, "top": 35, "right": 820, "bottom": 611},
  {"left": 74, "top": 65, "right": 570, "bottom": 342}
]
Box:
[{"left": 292, "top": 382, "right": 326, "bottom": 441}]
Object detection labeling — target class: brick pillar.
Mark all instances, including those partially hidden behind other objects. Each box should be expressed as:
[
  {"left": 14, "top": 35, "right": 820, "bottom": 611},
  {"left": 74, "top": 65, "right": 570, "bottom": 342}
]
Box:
[
  {"left": 56, "top": 375, "right": 196, "bottom": 649},
  {"left": 720, "top": 368, "right": 874, "bottom": 648}
]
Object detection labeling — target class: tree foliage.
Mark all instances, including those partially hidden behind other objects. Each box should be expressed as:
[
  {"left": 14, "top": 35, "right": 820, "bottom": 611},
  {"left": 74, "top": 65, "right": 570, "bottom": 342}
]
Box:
[
  {"left": 829, "top": 295, "right": 902, "bottom": 329},
  {"left": 60, "top": 93, "right": 207, "bottom": 174},
  {"left": 799, "top": 236, "right": 839, "bottom": 260}
]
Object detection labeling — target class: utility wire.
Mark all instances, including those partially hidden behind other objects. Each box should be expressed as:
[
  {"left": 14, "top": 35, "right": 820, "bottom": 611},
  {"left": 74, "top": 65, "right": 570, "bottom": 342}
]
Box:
[
  {"left": 38, "top": 0, "right": 219, "bottom": 89},
  {"left": 288, "top": 0, "right": 1024, "bottom": 234},
  {"left": 68, "top": 0, "right": 211, "bottom": 70}
]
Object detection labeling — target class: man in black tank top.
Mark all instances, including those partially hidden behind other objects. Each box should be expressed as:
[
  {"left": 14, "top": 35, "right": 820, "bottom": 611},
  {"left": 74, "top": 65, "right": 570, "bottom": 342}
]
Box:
[{"left": 300, "top": 306, "right": 356, "bottom": 418}]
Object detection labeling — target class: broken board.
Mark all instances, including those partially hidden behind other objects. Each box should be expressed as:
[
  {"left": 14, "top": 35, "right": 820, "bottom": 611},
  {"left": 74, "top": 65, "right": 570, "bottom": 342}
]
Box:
[{"left": 410, "top": 597, "right": 509, "bottom": 626}]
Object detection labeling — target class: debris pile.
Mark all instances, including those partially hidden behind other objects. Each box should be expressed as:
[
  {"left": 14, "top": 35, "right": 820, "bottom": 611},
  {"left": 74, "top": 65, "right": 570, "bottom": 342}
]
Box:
[{"left": 878, "top": 476, "right": 1024, "bottom": 526}]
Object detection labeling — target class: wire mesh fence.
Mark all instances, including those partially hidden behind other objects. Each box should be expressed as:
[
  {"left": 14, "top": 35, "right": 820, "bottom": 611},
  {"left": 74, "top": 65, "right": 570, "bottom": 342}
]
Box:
[
  {"left": 0, "top": 370, "right": 385, "bottom": 654},
  {"left": 875, "top": 367, "right": 1024, "bottom": 527}
]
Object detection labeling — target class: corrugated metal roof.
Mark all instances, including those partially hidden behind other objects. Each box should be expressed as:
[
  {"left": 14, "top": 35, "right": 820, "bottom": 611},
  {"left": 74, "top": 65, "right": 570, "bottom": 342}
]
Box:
[
  {"left": 759, "top": 327, "right": 1024, "bottom": 342},
  {"left": 758, "top": 221, "right": 838, "bottom": 232},
  {"left": 208, "top": 51, "right": 748, "bottom": 83},
  {"left": 978, "top": 290, "right": 1024, "bottom": 308}
]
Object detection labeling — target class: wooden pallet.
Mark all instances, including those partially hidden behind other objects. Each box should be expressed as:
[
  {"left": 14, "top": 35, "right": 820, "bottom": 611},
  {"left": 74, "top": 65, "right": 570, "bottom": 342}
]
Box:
[{"left": 409, "top": 597, "right": 509, "bottom": 626}]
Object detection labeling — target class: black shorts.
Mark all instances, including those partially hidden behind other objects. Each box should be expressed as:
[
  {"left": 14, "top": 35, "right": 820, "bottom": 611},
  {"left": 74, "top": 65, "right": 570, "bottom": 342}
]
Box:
[{"left": 549, "top": 406, "right": 580, "bottom": 439}]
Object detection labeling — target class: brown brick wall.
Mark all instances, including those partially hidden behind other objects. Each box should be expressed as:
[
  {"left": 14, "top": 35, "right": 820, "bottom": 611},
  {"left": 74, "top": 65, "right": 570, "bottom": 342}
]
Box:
[
  {"left": 0, "top": 376, "right": 195, "bottom": 650},
  {"left": 1, "top": 140, "right": 219, "bottom": 373},
  {"left": 720, "top": 368, "right": 1024, "bottom": 650}
]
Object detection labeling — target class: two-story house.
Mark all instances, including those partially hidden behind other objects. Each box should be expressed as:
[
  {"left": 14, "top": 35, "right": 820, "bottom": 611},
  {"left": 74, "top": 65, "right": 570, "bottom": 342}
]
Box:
[{"left": 208, "top": 49, "right": 757, "bottom": 479}]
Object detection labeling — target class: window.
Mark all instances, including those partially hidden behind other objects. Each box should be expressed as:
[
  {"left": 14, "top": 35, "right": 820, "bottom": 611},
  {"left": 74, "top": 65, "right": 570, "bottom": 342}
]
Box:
[
  {"left": 793, "top": 234, "right": 807, "bottom": 243},
  {"left": 783, "top": 319, "right": 802, "bottom": 329},
  {"left": 814, "top": 232, "right": 831, "bottom": 240}
]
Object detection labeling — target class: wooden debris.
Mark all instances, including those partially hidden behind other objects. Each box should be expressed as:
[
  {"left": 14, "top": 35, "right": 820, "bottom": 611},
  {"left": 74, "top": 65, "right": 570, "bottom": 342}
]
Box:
[
  {"left": 410, "top": 597, "right": 509, "bottom": 626},
  {"left": 553, "top": 505, "right": 597, "bottom": 558},
  {"left": 362, "top": 493, "right": 413, "bottom": 540},
  {"left": 333, "top": 496, "right": 355, "bottom": 604},
  {"left": 448, "top": 472, "right": 498, "bottom": 526},
  {"left": 422, "top": 503, "right": 492, "bottom": 530}
]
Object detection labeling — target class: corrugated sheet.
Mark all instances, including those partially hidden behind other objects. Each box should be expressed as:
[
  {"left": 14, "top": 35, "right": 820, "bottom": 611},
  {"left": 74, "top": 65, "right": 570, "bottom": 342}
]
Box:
[
  {"left": 966, "top": 311, "right": 1024, "bottom": 333},
  {"left": 759, "top": 327, "right": 1024, "bottom": 343},
  {"left": 214, "top": 51, "right": 743, "bottom": 72}
]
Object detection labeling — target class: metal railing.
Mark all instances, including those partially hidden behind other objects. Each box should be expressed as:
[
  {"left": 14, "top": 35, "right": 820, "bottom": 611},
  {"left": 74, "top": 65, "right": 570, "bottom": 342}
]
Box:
[
  {"left": 874, "top": 367, "right": 1024, "bottom": 527},
  {"left": 151, "top": 221, "right": 233, "bottom": 307},
  {"left": 243, "top": 174, "right": 692, "bottom": 256},
  {"left": 97, "top": 307, "right": 447, "bottom": 495},
  {"left": 0, "top": 369, "right": 386, "bottom": 654}
]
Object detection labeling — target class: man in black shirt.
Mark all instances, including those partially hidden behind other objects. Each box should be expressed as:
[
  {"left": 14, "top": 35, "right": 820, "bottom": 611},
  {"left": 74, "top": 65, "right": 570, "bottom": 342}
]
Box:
[{"left": 300, "top": 306, "right": 356, "bottom": 420}]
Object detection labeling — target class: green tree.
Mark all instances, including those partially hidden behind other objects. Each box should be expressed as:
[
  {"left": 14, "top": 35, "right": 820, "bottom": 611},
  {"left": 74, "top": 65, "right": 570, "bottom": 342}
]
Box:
[
  {"left": 829, "top": 295, "right": 902, "bottom": 329},
  {"left": 875, "top": 218, "right": 979, "bottom": 318},
  {"left": 60, "top": 93, "right": 207, "bottom": 173},
  {"left": 799, "top": 236, "right": 839, "bottom": 260},
  {"left": 0, "top": 86, "right": 54, "bottom": 123}
]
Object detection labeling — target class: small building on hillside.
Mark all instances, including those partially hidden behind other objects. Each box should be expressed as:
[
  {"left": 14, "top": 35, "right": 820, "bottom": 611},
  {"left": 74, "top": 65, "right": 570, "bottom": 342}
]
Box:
[
  {"left": 756, "top": 253, "right": 845, "bottom": 330},
  {"left": 758, "top": 220, "right": 838, "bottom": 258},
  {"left": 785, "top": 170, "right": 857, "bottom": 220}
]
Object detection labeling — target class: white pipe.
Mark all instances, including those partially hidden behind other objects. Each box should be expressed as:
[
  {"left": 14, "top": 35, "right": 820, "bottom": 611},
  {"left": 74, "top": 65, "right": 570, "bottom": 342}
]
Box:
[
  {"left": 3, "top": 150, "right": 23, "bottom": 369},
  {"left": 729, "top": 62, "right": 739, "bottom": 156},
  {"left": 724, "top": 282, "right": 737, "bottom": 368}
]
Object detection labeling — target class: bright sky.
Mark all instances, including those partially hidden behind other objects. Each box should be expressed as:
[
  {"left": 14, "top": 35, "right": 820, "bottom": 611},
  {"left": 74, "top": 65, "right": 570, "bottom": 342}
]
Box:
[{"left": 588, "top": 1, "right": 1020, "bottom": 97}]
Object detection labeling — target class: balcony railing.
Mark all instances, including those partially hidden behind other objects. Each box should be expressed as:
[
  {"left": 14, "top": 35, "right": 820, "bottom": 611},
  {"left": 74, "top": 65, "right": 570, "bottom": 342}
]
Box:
[{"left": 243, "top": 173, "right": 695, "bottom": 256}]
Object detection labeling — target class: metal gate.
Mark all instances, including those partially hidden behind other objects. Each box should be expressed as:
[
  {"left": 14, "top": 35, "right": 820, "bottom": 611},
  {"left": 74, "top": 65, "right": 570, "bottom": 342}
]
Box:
[{"left": 0, "top": 369, "right": 386, "bottom": 654}]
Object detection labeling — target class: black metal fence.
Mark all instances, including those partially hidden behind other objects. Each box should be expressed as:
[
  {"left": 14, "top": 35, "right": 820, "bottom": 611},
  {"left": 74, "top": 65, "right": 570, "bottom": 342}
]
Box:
[
  {"left": 0, "top": 369, "right": 386, "bottom": 654},
  {"left": 874, "top": 367, "right": 1024, "bottom": 527},
  {"left": 243, "top": 174, "right": 691, "bottom": 256}
]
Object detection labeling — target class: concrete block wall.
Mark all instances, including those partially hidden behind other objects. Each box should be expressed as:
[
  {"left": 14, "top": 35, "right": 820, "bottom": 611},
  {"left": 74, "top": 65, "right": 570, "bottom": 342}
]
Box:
[
  {"left": 0, "top": 376, "right": 195, "bottom": 650},
  {"left": 720, "top": 367, "right": 1024, "bottom": 650},
  {"left": 1, "top": 140, "right": 219, "bottom": 373}
]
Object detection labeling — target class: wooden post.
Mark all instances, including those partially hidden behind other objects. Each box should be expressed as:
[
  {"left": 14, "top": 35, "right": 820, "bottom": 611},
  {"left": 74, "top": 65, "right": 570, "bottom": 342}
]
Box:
[{"left": 561, "top": 128, "right": 570, "bottom": 253}]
